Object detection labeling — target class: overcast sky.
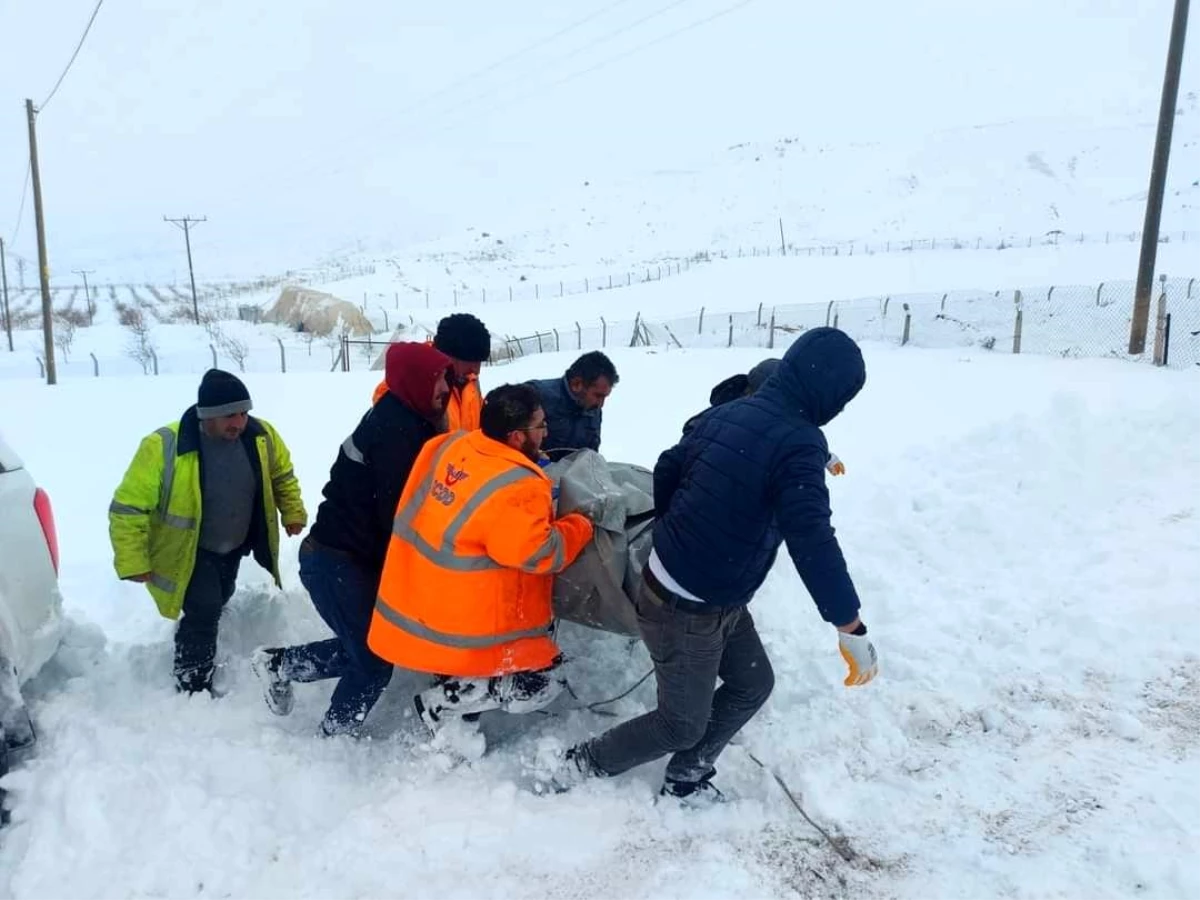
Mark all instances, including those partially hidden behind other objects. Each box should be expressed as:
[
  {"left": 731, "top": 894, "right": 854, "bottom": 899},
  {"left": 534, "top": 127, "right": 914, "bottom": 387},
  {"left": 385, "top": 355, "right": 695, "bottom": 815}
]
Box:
[{"left": 0, "top": 0, "right": 1193, "bottom": 283}]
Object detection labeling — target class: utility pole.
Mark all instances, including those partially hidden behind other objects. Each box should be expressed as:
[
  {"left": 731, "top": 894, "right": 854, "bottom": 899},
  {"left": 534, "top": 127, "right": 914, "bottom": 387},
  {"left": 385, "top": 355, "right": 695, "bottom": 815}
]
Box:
[
  {"left": 73, "top": 268, "right": 95, "bottom": 325},
  {"left": 0, "top": 237, "right": 12, "bottom": 351},
  {"left": 1129, "top": 0, "right": 1190, "bottom": 354},
  {"left": 26, "top": 98, "right": 56, "bottom": 385},
  {"left": 164, "top": 215, "right": 206, "bottom": 324}
]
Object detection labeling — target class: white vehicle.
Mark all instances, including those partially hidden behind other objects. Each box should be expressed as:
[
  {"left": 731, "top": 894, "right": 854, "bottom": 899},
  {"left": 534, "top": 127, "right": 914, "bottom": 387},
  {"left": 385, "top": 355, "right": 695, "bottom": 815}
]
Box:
[{"left": 0, "top": 431, "right": 64, "bottom": 794}]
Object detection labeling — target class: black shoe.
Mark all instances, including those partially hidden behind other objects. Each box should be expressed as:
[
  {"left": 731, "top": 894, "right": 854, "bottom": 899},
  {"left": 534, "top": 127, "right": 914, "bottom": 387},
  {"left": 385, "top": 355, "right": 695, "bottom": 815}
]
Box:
[{"left": 660, "top": 769, "right": 727, "bottom": 806}]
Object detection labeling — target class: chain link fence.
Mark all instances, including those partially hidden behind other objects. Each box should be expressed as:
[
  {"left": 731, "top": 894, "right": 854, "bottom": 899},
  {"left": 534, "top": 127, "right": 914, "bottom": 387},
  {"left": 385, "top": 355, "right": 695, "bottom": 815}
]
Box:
[{"left": 498, "top": 277, "right": 1199, "bottom": 370}]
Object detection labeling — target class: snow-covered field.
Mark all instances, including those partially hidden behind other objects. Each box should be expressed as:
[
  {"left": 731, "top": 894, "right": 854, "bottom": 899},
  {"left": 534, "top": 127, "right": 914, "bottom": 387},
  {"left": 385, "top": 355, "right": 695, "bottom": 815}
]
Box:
[
  {"left": 3, "top": 241, "right": 1198, "bottom": 383},
  {"left": 1, "top": 339, "right": 1197, "bottom": 899}
]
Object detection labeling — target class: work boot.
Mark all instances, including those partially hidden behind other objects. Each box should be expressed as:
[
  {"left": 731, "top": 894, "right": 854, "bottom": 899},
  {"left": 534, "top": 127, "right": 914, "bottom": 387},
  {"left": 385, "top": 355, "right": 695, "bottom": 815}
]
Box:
[
  {"left": 532, "top": 741, "right": 604, "bottom": 795},
  {"left": 414, "top": 677, "right": 501, "bottom": 735},
  {"left": 659, "top": 768, "right": 727, "bottom": 807},
  {"left": 250, "top": 647, "right": 294, "bottom": 716}
]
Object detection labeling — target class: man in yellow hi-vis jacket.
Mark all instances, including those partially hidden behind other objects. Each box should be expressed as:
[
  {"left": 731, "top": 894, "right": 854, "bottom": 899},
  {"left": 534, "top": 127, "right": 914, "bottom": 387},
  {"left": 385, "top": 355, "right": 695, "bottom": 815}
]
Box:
[{"left": 109, "top": 369, "right": 307, "bottom": 694}]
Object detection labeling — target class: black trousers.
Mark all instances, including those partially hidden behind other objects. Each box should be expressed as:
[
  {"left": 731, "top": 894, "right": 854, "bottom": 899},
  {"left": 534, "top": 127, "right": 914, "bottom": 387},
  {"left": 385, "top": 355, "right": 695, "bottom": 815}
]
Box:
[{"left": 174, "top": 549, "right": 242, "bottom": 692}]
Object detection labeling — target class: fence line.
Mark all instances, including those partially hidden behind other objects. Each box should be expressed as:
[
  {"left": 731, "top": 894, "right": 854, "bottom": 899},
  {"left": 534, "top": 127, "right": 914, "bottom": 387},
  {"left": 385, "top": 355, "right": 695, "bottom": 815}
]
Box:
[
  {"left": 348, "top": 228, "right": 1197, "bottom": 315},
  {"left": 495, "top": 276, "right": 1199, "bottom": 371}
]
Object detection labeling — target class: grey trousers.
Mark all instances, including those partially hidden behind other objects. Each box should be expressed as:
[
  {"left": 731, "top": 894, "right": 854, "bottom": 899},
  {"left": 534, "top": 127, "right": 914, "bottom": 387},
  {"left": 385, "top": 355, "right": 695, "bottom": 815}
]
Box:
[{"left": 586, "top": 578, "right": 775, "bottom": 784}]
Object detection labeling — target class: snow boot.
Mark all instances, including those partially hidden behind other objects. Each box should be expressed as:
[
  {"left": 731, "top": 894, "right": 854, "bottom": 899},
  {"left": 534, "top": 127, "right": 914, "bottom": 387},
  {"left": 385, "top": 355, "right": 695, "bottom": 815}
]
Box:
[
  {"left": 251, "top": 647, "right": 294, "bottom": 716},
  {"left": 659, "top": 768, "right": 727, "bottom": 807}
]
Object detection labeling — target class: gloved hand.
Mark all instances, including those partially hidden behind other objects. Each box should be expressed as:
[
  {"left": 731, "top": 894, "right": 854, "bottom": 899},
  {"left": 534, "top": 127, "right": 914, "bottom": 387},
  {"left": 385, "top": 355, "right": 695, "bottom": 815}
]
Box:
[
  {"left": 826, "top": 453, "right": 846, "bottom": 476},
  {"left": 838, "top": 628, "right": 878, "bottom": 686}
]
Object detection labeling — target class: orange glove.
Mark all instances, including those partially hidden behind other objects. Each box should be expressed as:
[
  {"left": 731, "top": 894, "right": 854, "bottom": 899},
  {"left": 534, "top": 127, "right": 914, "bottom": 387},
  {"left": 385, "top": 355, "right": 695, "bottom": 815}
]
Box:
[
  {"left": 826, "top": 453, "right": 846, "bottom": 476},
  {"left": 838, "top": 630, "right": 878, "bottom": 686}
]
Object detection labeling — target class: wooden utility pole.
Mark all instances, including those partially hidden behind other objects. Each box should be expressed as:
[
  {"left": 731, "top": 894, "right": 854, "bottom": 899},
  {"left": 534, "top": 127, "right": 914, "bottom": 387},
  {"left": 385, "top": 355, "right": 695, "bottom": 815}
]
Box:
[
  {"left": 1129, "top": 0, "right": 1190, "bottom": 354},
  {"left": 164, "top": 215, "right": 206, "bottom": 324},
  {"left": 0, "top": 237, "right": 12, "bottom": 351},
  {"left": 26, "top": 98, "right": 56, "bottom": 385},
  {"left": 74, "top": 268, "right": 95, "bottom": 325}
]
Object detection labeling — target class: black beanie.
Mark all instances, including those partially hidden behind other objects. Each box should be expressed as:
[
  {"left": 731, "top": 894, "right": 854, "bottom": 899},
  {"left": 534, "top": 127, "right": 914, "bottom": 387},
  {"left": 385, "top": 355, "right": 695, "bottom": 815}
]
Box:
[
  {"left": 196, "top": 368, "right": 252, "bottom": 420},
  {"left": 433, "top": 313, "right": 491, "bottom": 362}
]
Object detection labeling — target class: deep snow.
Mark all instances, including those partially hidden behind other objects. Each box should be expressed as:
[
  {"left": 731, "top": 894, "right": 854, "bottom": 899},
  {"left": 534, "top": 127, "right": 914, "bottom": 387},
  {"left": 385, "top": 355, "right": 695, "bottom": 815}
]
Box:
[{"left": 1, "top": 342, "right": 1197, "bottom": 899}]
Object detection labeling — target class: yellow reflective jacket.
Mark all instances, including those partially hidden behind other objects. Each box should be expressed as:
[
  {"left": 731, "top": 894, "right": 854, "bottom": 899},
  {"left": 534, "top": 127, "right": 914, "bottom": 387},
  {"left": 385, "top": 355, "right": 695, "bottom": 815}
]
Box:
[{"left": 108, "top": 407, "right": 307, "bottom": 620}]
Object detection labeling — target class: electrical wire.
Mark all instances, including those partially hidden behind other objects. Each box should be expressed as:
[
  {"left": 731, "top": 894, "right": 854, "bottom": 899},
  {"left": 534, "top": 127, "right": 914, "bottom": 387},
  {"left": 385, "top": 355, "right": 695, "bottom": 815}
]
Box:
[
  {"left": 9, "top": 161, "right": 31, "bottom": 245},
  {"left": 39, "top": 0, "right": 106, "bottom": 111}
]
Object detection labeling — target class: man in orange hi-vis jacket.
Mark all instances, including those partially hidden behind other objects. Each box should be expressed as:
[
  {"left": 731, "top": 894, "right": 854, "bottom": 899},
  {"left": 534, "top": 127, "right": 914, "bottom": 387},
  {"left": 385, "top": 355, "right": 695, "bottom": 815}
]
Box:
[
  {"left": 367, "top": 383, "right": 594, "bottom": 733},
  {"left": 372, "top": 313, "right": 489, "bottom": 431}
]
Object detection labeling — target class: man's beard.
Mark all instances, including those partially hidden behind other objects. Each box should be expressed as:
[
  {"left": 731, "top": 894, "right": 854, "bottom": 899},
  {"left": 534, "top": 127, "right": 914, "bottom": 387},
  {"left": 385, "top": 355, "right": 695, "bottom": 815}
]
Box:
[{"left": 518, "top": 434, "right": 540, "bottom": 462}]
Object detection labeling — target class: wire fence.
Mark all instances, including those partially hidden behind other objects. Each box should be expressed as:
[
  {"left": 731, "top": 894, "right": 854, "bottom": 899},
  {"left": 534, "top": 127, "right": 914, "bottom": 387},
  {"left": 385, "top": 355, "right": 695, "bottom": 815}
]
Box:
[{"left": 496, "top": 277, "right": 1200, "bottom": 370}]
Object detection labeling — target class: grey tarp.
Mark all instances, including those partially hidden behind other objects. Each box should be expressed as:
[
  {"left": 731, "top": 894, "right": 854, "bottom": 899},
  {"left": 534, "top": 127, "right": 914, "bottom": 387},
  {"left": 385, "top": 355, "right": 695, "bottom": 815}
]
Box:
[{"left": 544, "top": 449, "right": 654, "bottom": 637}]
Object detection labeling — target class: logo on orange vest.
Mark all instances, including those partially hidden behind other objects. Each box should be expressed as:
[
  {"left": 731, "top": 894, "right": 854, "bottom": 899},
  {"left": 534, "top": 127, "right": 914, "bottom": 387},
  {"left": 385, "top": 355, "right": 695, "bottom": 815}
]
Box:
[
  {"left": 431, "top": 481, "right": 456, "bottom": 505},
  {"left": 444, "top": 463, "right": 469, "bottom": 487}
]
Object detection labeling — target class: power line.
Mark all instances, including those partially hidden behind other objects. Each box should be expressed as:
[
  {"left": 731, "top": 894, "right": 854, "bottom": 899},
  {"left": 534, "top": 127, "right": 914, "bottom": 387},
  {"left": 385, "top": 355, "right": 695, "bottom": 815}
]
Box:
[
  {"left": 217, "top": 0, "right": 702, "bottom": 200},
  {"left": 388, "top": 0, "right": 762, "bottom": 153},
  {"left": 40, "top": 0, "right": 106, "bottom": 111},
  {"left": 392, "top": 0, "right": 639, "bottom": 118},
  {"left": 10, "top": 161, "right": 31, "bottom": 245}
]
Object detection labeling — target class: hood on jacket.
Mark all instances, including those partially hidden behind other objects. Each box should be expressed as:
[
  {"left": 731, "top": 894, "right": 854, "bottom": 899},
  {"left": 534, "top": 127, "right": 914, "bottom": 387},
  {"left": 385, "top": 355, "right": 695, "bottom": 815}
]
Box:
[
  {"left": 769, "top": 328, "right": 865, "bottom": 426},
  {"left": 385, "top": 341, "right": 453, "bottom": 421}
]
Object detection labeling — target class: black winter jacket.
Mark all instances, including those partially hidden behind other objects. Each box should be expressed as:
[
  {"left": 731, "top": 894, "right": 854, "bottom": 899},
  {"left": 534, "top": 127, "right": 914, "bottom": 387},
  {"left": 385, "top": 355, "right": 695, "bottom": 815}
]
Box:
[
  {"left": 309, "top": 393, "right": 441, "bottom": 572},
  {"left": 651, "top": 328, "right": 865, "bottom": 624}
]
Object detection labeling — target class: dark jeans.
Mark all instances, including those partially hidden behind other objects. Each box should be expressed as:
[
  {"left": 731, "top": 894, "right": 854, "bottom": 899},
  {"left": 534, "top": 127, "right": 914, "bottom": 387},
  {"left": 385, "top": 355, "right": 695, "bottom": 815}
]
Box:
[
  {"left": 174, "top": 549, "right": 242, "bottom": 692},
  {"left": 586, "top": 577, "right": 775, "bottom": 784},
  {"left": 283, "top": 541, "right": 393, "bottom": 732}
]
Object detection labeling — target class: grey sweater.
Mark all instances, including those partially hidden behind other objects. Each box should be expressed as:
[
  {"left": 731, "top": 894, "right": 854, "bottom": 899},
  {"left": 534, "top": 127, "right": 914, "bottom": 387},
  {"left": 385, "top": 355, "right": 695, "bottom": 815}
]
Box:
[{"left": 198, "top": 432, "right": 255, "bottom": 554}]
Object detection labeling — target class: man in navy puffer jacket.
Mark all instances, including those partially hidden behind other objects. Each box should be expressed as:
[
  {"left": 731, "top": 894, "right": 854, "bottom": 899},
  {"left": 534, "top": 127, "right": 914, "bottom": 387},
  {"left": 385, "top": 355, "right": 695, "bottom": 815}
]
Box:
[{"left": 562, "top": 327, "right": 878, "bottom": 802}]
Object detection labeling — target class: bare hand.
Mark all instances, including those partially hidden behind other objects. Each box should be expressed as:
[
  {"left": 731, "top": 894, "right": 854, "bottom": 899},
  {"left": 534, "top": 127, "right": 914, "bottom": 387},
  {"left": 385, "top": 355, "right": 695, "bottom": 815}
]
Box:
[{"left": 285, "top": 523, "right": 304, "bottom": 537}]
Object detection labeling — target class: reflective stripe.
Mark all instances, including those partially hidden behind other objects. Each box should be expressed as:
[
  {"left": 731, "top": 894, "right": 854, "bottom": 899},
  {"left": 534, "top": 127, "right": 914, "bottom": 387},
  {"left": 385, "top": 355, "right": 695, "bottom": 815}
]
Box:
[
  {"left": 440, "top": 467, "right": 535, "bottom": 549},
  {"left": 391, "top": 437, "right": 536, "bottom": 572},
  {"left": 109, "top": 501, "right": 150, "bottom": 516},
  {"left": 374, "top": 598, "right": 550, "bottom": 650},
  {"left": 156, "top": 427, "right": 177, "bottom": 519},
  {"left": 341, "top": 434, "right": 365, "bottom": 465},
  {"left": 149, "top": 572, "right": 176, "bottom": 594},
  {"left": 521, "top": 528, "right": 565, "bottom": 573},
  {"left": 162, "top": 514, "right": 197, "bottom": 530}
]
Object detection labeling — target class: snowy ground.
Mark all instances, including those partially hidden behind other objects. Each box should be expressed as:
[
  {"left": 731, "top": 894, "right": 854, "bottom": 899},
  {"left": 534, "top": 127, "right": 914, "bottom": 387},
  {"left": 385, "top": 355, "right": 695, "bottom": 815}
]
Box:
[{"left": 1, "top": 341, "right": 1198, "bottom": 899}]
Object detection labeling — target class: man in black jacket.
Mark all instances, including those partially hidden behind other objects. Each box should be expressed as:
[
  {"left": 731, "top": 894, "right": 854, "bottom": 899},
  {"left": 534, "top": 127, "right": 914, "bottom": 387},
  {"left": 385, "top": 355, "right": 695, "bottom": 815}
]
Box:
[
  {"left": 526, "top": 351, "right": 619, "bottom": 462},
  {"left": 557, "top": 328, "right": 876, "bottom": 801},
  {"left": 251, "top": 341, "right": 452, "bottom": 736}
]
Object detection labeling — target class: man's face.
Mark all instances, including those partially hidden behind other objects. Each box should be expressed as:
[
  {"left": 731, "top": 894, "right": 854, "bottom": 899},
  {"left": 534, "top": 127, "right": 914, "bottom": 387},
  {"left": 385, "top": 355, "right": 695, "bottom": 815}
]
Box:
[
  {"left": 203, "top": 412, "right": 248, "bottom": 441},
  {"left": 450, "top": 358, "right": 481, "bottom": 387},
  {"left": 568, "top": 376, "right": 613, "bottom": 411},
  {"left": 431, "top": 369, "right": 450, "bottom": 413},
  {"left": 511, "top": 407, "right": 548, "bottom": 461}
]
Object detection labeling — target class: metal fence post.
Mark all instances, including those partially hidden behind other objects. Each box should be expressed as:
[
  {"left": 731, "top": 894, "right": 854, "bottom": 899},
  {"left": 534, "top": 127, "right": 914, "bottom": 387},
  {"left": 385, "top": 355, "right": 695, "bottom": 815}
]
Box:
[
  {"left": 1153, "top": 292, "right": 1169, "bottom": 364},
  {"left": 209, "top": 344, "right": 218, "bottom": 368},
  {"left": 1096, "top": 282, "right": 1105, "bottom": 306},
  {"left": 151, "top": 349, "right": 159, "bottom": 375},
  {"left": 1012, "top": 290, "right": 1023, "bottom": 354},
  {"left": 940, "top": 293, "right": 947, "bottom": 313},
  {"left": 727, "top": 315, "right": 734, "bottom": 348},
  {"left": 630, "top": 313, "right": 642, "bottom": 347},
  {"left": 277, "top": 338, "right": 286, "bottom": 373},
  {"left": 767, "top": 309, "right": 776, "bottom": 350},
  {"left": 698, "top": 306, "right": 705, "bottom": 334},
  {"left": 901, "top": 304, "right": 912, "bottom": 346},
  {"left": 757, "top": 302, "right": 763, "bottom": 326},
  {"left": 825, "top": 300, "right": 833, "bottom": 326},
  {"left": 90, "top": 352, "right": 98, "bottom": 377},
  {"left": 553, "top": 329, "right": 560, "bottom": 352},
  {"left": 1163, "top": 313, "right": 1172, "bottom": 366},
  {"left": 576, "top": 321, "right": 582, "bottom": 350}
]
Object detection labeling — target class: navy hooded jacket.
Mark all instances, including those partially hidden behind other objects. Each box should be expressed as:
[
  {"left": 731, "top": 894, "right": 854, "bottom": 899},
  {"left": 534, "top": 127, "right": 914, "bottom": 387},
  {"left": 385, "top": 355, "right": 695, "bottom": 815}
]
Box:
[
  {"left": 651, "top": 328, "right": 866, "bottom": 624},
  {"left": 526, "top": 376, "right": 602, "bottom": 462}
]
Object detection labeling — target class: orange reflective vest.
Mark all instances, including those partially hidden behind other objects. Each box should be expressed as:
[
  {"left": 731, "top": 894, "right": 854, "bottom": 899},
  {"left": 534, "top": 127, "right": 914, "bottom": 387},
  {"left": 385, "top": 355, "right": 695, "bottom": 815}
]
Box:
[
  {"left": 372, "top": 376, "right": 482, "bottom": 431},
  {"left": 367, "top": 430, "right": 594, "bottom": 677}
]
